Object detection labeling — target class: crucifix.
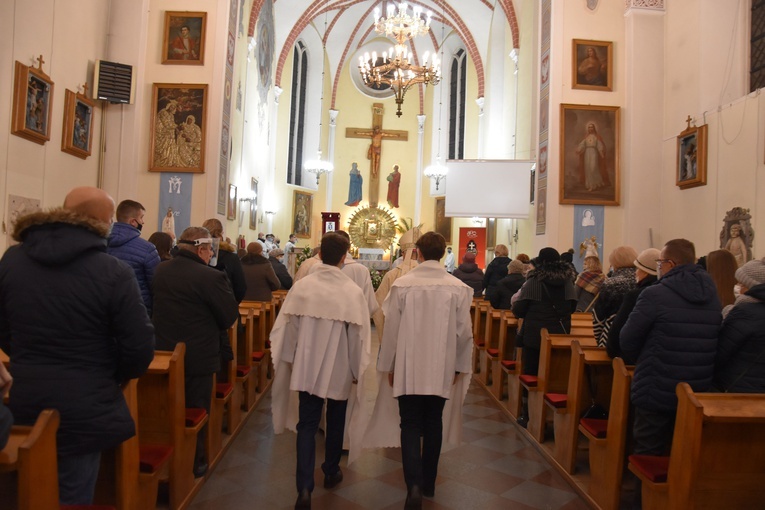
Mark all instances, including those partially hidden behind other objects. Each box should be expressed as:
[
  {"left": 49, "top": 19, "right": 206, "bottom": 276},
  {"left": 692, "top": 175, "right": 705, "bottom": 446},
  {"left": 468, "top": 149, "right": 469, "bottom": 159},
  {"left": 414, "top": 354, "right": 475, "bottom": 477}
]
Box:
[
  {"left": 345, "top": 103, "right": 408, "bottom": 207},
  {"left": 35, "top": 55, "right": 45, "bottom": 70}
]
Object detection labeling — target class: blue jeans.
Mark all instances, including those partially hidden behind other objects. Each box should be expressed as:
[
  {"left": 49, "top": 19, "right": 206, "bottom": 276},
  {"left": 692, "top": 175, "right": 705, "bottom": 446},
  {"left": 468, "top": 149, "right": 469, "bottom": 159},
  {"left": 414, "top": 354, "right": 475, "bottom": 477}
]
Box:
[
  {"left": 398, "top": 395, "right": 446, "bottom": 493},
  {"left": 296, "top": 392, "right": 347, "bottom": 493},
  {"left": 58, "top": 450, "right": 102, "bottom": 504}
]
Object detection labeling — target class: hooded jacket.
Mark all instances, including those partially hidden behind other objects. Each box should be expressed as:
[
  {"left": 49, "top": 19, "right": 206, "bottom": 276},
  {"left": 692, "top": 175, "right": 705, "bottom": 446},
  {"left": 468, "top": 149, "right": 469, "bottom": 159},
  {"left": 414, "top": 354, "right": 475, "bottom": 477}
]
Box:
[
  {"left": 621, "top": 264, "right": 721, "bottom": 413},
  {"left": 453, "top": 261, "right": 484, "bottom": 297},
  {"left": 107, "top": 221, "right": 160, "bottom": 314},
  {"left": 482, "top": 255, "right": 511, "bottom": 301},
  {"left": 714, "top": 283, "right": 765, "bottom": 392},
  {"left": 512, "top": 261, "right": 577, "bottom": 350},
  {"left": 0, "top": 209, "right": 155, "bottom": 455}
]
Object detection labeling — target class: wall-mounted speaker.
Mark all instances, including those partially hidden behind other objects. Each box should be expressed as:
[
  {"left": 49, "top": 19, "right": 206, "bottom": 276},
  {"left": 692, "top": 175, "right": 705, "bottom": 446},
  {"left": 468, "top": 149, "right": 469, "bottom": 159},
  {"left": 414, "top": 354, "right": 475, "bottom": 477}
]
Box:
[{"left": 93, "top": 60, "right": 135, "bottom": 104}]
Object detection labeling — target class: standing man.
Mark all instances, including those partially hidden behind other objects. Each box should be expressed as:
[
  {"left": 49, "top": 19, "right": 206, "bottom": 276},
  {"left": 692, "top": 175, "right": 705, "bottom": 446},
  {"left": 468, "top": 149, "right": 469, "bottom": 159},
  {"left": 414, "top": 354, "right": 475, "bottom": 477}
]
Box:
[
  {"left": 270, "top": 233, "right": 371, "bottom": 509},
  {"left": 284, "top": 233, "right": 298, "bottom": 265},
  {"left": 108, "top": 199, "right": 161, "bottom": 315},
  {"left": 378, "top": 232, "right": 473, "bottom": 509},
  {"left": 152, "top": 226, "right": 240, "bottom": 477},
  {"left": 621, "top": 238, "right": 721, "bottom": 458},
  {"left": 0, "top": 186, "right": 155, "bottom": 504},
  {"left": 444, "top": 246, "right": 455, "bottom": 273}
]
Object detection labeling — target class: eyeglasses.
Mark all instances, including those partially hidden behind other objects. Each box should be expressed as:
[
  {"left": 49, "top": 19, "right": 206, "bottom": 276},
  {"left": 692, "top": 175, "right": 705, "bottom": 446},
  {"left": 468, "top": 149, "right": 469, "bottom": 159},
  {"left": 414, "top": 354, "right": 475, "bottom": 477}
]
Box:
[{"left": 655, "top": 258, "right": 674, "bottom": 266}]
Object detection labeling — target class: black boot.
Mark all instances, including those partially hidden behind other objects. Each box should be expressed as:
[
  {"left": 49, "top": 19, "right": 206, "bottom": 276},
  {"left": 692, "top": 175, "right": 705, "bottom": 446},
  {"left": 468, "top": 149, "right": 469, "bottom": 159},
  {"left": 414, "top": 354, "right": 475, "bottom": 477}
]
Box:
[{"left": 517, "top": 398, "right": 529, "bottom": 428}]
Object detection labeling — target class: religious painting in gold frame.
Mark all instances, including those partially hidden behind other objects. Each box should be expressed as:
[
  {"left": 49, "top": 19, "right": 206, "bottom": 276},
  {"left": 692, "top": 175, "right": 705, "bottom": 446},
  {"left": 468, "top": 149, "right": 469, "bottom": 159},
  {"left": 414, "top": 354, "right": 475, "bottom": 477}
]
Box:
[
  {"left": 293, "top": 190, "right": 313, "bottom": 239},
  {"left": 676, "top": 123, "right": 707, "bottom": 190},
  {"left": 11, "top": 60, "right": 55, "bottom": 145},
  {"left": 572, "top": 39, "right": 612, "bottom": 91},
  {"left": 559, "top": 103, "right": 620, "bottom": 206},
  {"left": 434, "top": 197, "right": 451, "bottom": 242},
  {"left": 149, "top": 83, "right": 208, "bottom": 173},
  {"left": 162, "top": 11, "right": 207, "bottom": 65},
  {"left": 61, "top": 89, "right": 95, "bottom": 159}
]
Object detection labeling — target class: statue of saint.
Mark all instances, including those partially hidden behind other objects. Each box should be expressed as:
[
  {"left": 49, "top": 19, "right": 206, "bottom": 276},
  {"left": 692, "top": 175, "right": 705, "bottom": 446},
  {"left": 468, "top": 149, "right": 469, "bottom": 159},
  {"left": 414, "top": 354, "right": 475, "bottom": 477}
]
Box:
[
  {"left": 725, "top": 223, "right": 749, "bottom": 267},
  {"left": 345, "top": 162, "right": 363, "bottom": 207},
  {"left": 386, "top": 164, "right": 401, "bottom": 208}
]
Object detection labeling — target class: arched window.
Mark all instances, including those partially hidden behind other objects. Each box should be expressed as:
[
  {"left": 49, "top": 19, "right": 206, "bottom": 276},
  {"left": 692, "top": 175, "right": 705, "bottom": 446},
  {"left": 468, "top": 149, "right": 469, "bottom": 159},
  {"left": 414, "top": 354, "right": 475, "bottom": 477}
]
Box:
[
  {"left": 287, "top": 41, "right": 308, "bottom": 186},
  {"left": 752, "top": 0, "right": 765, "bottom": 92},
  {"left": 448, "top": 49, "right": 467, "bottom": 160}
]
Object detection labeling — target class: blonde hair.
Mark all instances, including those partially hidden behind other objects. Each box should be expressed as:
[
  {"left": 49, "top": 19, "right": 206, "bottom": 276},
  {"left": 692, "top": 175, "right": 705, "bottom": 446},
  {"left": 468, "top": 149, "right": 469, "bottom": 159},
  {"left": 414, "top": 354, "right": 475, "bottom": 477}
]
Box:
[
  {"left": 609, "top": 246, "right": 638, "bottom": 269},
  {"left": 201, "top": 218, "right": 224, "bottom": 239},
  {"left": 494, "top": 244, "right": 509, "bottom": 257},
  {"left": 584, "top": 256, "right": 602, "bottom": 272}
]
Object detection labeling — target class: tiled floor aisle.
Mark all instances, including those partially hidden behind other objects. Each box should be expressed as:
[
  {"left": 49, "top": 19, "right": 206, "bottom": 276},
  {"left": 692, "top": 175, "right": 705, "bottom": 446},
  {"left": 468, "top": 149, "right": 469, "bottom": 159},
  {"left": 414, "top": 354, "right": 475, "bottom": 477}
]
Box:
[{"left": 188, "top": 376, "right": 592, "bottom": 509}]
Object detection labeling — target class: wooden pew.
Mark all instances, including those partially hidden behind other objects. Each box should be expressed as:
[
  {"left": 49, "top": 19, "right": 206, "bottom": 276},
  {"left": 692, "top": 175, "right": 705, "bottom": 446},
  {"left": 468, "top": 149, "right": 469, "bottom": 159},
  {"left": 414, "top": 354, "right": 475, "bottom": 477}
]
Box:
[
  {"left": 628, "top": 383, "right": 765, "bottom": 509},
  {"left": 240, "top": 300, "right": 273, "bottom": 391},
  {"left": 547, "top": 341, "right": 612, "bottom": 474},
  {"left": 579, "top": 358, "right": 634, "bottom": 510},
  {"left": 480, "top": 308, "right": 503, "bottom": 385},
  {"left": 236, "top": 307, "right": 258, "bottom": 411},
  {"left": 471, "top": 300, "right": 489, "bottom": 374},
  {"left": 523, "top": 329, "right": 596, "bottom": 443},
  {"left": 489, "top": 311, "right": 518, "bottom": 401},
  {"left": 0, "top": 409, "right": 60, "bottom": 510},
  {"left": 137, "top": 344, "right": 208, "bottom": 510},
  {"left": 206, "top": 326, "right": 239, "bottom": 467},
  {"left": 500, "top": 315, "right": 523, "bottom": 418},
  {"left": 95, "top": 380, "right": 171, "bottom": 510}
]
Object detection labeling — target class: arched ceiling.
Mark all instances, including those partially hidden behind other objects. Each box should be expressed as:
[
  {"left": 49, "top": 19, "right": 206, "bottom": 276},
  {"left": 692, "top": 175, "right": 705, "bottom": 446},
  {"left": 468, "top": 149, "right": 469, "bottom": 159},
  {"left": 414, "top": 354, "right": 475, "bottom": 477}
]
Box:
[{"left": 248, "top": 0, "right": 519, "bottom": 106}]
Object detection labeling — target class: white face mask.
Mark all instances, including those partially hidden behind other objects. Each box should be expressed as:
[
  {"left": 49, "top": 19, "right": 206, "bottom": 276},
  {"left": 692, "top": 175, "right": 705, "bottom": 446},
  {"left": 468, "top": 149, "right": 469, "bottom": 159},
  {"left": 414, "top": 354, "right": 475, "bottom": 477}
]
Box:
[
  {"left": 656, "top": 266, "right": 662, "bottom": 279},
  {"left": 734, "top": 284, "right": 742, "bottom": 298}
]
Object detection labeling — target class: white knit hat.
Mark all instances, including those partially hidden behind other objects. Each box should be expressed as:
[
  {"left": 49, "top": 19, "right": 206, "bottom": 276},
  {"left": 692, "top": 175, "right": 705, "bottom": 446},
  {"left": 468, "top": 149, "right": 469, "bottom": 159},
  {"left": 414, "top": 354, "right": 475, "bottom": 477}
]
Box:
[{"left": 735, "top": 259, "right": 765, "bottom": 289}]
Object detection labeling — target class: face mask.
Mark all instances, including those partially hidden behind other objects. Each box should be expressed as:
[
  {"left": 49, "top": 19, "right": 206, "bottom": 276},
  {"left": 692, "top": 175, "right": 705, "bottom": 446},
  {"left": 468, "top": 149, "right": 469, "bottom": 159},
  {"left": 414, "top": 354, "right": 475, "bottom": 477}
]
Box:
[
  {"left": 734, "top": 284, "right": 742, "bottom": 298},
  {"left": 135, "top": 222, "right": 143, "bottom": 232},
  {"left": 656, "top": 266, "right": 662, "bottom": 279}
]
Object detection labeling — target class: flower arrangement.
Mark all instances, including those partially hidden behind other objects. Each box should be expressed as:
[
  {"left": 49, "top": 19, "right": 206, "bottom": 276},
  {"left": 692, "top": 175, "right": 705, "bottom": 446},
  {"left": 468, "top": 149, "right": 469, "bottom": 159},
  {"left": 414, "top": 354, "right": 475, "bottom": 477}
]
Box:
[
  {"left": 369, "top": 268, "right": 383, "bottom": 291},
  {"left": 295, "top": 245, "right": 313, "bottom": 270}
]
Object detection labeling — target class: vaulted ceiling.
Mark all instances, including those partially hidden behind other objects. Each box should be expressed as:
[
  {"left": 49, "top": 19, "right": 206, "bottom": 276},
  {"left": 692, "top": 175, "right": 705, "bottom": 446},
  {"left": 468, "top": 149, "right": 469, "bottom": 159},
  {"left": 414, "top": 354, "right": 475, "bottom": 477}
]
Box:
[{"left": 248, "top": 0, "right": 520, "bottom": 105}]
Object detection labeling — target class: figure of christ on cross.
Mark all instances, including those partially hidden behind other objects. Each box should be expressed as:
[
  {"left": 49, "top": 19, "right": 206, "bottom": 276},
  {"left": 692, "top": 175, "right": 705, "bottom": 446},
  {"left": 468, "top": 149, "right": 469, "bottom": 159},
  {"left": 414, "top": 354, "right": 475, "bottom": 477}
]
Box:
[{"left": 346, "top": 104, "right": 408, "bottom": 207}]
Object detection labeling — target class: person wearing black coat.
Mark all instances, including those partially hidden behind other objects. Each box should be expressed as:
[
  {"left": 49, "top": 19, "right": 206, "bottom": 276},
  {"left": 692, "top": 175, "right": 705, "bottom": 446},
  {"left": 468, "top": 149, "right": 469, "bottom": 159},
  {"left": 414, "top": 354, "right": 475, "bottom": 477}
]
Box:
[
  {"left": 152, "top": 227, "right": 240, "bottom": 477},
  {"left": 714, "top": 260, "right": 765, "bottom": 393},
  {"left": 268, "top": 248, "right": 293, "bottom": 290},
  {"left": 482, "top": 244, "right": 511, "bottom": 303},
  {"left": 453, "top": 252, "right": 484, "bottom": 297},
  {"left": 0, "top": 363, "right": 13, "bottom": 450},
  {"left": 0, "top": 188, "right": 155, "bottom": 504},
  {"left": 490, "top": 259, "right": 526, "bottom": 310},
  {"left": 620, "top": 239, "right": 721, "bottom": 457}
]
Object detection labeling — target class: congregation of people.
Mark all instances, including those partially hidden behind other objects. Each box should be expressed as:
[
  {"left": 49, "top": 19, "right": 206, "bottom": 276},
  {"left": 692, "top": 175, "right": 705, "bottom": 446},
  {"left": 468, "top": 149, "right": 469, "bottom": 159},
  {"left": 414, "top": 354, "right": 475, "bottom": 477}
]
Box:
[{"left": 2, "top": 186, "right": 764, "bottom": 510}]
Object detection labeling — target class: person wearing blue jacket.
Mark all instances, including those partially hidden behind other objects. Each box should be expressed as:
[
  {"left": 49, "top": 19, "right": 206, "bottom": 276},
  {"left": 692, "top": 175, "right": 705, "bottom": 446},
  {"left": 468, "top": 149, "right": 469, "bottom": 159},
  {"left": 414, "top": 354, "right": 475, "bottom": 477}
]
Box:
[
  {"left": 620, "top": 239, "right": 721, "bottom": 456},
  {"left": 107, "top": 200, "right": 161, "bottom": 315}
]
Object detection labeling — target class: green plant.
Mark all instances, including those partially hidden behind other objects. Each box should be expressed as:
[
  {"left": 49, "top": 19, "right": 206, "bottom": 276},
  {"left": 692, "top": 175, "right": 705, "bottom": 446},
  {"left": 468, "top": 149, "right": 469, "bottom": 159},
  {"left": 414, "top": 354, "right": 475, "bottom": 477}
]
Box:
[
  {"left": 369, "top": 268, "right": 383, "bottom": 291},
  {"left": 295, "top": 245, "right": 313, "bottom": 270}
]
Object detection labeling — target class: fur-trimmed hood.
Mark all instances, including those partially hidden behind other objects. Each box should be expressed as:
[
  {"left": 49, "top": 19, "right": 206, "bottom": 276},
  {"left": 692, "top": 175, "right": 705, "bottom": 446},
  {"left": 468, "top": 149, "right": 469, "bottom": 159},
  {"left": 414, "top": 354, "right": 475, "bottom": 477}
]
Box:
[
  {"left": 11, "top": 208, "right": 109, "bottom": 266},
  {"left": 530, "top": 260, "right": 576, "bottom": 286}
]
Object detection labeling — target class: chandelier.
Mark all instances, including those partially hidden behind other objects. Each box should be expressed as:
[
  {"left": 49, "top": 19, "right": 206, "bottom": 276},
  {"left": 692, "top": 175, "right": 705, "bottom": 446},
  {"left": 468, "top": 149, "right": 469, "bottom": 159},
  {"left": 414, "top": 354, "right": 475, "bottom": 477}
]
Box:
[{"left": 358, "top": 3, "right": 441, "bottom": 117}]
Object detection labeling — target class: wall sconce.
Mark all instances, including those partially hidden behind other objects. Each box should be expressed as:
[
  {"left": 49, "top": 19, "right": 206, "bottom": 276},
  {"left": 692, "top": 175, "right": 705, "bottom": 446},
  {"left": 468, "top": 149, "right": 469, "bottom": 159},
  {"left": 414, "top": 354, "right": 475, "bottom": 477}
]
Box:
[{"left": 260, "top": 210, "right": 276, "bottom": 224}]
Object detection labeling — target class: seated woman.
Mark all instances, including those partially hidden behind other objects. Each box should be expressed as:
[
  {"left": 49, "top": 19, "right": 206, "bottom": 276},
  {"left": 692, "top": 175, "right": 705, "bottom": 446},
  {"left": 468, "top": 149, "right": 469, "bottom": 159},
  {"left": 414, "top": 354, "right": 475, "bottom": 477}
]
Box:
[
  {"left": 592, "top": 245, "right": 638, "bottom": 347},
  {"left": 606, "top": 248, "right": 659, "bottom": 359},
  {"left": 574, "top": 255, "right": 605, "bottom": 312},
  {"left": 453, "top": 252, "right": 484, "bottom": 297},
  {"left": 714, "top": 258, "right": 765, "bottom": 392},
  {"left": 490, "top": 259, "right": 526, "bottom": 310},
  {"left": 268, "top": 248, "right": 293, "bottom": 290},
  {"left": 241, "top": 242, "right": 281, "bottom": 302}
]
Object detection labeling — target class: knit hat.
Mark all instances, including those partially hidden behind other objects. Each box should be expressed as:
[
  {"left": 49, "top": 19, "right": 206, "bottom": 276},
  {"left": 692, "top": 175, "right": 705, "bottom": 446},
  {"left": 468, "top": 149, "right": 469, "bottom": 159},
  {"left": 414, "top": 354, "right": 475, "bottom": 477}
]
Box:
[
  {"left": 634, "top": 248, "right": 661, "bottom": 276},
  {"left": 532, "top": 247, "right": 559, "bottom": 267},
  {"left": 736, "top": 259, "right": 765, "bottom": 289},
  {"left": 269, "top": 248, "right": 284, "bottom": 258},
  {"left": 507, "top": 259, "right": 525, "bottom": 274},
  {"left": 463, "top": 252, "right": 476, "bottom": 263}
]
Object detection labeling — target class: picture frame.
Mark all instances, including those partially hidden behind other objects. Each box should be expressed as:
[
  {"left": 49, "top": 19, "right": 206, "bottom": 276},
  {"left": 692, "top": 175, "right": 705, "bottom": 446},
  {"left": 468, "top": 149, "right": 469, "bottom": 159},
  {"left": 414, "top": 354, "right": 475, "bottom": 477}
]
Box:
[
  {"left": 293, "top": 190, "right": 313, "bottom": 239},
  {"left": 61, "top": 89, "right": 95, "bottom": 159},
  {"left": 162, "top": 11, "right": 207, "bottom": 65},
  {"left": 11, "top": 60, "right": 54, "bottom": 145},
  {"left": 227, "top": 184, "right": 237, "bottom": 220},
  {"left": 572, "top": 39, "right": 613, "bottom": 91},
  {"left": 676, "top": 123, "right": 708, "bottom": 190},
  {"left": 559, "top": 103, "right": 621, "bottom": 206},
  {"left": 434, "top": 196, "right": 452, "bottom": 242},
  {"left": 149, "top": 83, "right": 208, "bottom": 173},
  {"left": 249, "top": 178, "right": 258, "bottom": 230}
]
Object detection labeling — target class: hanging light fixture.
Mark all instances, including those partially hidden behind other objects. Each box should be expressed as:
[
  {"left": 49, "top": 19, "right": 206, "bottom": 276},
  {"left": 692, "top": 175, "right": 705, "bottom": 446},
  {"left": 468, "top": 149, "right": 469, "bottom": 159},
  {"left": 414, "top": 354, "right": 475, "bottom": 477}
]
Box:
[
  {"left": 305, "top": 2, "right": 334, "bottom": 185},
  {"left": 424, "top": 5, "right": 448, "bottom": 190},
  {"left": 358, "top": 3, "right": 441, "bottom": 117}
]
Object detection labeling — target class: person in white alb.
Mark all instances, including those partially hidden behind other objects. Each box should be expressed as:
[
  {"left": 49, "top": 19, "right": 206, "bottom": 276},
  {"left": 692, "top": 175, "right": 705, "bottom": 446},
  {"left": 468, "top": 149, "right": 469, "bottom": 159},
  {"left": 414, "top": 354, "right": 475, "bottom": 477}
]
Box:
[
  {"left": 335, "top": 230, "right": 379, "bottom": 318},
  {"left": 444, "top": 246, "right": 456, "bottom": 273},
  {"left": 269, "top": 233, "right": 371, "bottom": 510},
  {"left": 377, "top": 231, "right": 473, "bottom": 509}
]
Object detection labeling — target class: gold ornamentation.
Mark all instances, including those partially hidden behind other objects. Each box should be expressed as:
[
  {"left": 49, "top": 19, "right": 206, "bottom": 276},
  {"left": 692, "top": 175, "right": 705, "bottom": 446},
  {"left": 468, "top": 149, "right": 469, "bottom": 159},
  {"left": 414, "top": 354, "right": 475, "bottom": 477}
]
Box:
[{"left": 347, "top": 205, "right": 397, "bottom": 250}]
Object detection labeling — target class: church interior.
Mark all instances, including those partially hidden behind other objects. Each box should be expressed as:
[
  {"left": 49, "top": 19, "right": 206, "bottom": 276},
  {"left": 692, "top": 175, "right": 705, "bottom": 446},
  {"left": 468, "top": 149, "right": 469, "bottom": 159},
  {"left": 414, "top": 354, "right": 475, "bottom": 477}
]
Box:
[{"left": 2, "top": 0, "right": 765, "bottom": 509}]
